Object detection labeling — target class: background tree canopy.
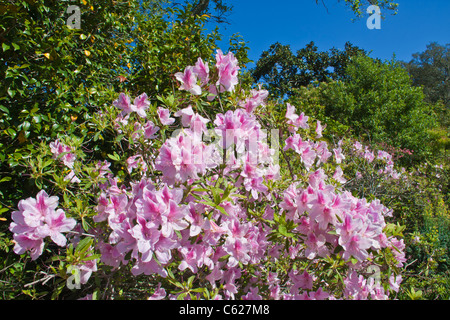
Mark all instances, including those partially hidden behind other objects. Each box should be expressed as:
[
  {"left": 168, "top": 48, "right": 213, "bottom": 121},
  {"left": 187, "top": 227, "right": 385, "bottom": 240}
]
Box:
[
  {"left": 251, "top": 41, "right": 366, "bottom": 98},
  {"left": 404, "top": 42, "right": 449, "bottom": 124}
]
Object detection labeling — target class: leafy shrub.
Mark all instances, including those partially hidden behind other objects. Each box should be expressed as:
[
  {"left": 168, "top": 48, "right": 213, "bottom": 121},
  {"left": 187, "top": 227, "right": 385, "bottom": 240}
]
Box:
[{"left": 2, "top": 51, "right": 406, "bottom": 300}]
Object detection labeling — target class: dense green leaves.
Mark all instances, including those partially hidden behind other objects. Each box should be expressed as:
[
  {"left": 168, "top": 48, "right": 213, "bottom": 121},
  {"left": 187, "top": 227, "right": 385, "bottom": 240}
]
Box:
[
  {"left": 252, "top": 41, "right": 366, "bottom": 98},
  {"left": 317, "top": 55, "right": 438, "bottom": 161}
]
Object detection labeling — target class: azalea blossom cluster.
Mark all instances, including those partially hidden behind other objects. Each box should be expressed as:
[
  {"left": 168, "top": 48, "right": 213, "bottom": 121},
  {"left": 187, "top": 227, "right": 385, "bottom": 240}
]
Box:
[
  {"left": 349, "top": 140, "right": 402, "bottom": 180},
  {"left": 9, "top": 51, "right": 406, "bottom": 300},
  {"left": 175, "top": 49, "right": 240, "bottom": 98},
  {"left": 94, "top": 176, "right": 272, "bottom": 299},
  {"left": 212, "top": 107, "right": 280, "bottom": 199},
  {"left": 155, "top": 107, "right": 219, "bottom": 186},
  {"left": 278, "top": 171, "right": 405, "bottom": 297},
  {"left": 9, "top": 190, "right": 76, "bottom": 260},
  {"left": 50, "top": 139, "right": 81, "bottom": 183}
]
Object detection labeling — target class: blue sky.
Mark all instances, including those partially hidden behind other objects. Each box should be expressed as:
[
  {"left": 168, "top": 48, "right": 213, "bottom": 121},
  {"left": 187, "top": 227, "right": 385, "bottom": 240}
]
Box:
[{"left": 210, "top": 0, "right": 450, "bottom": 68}]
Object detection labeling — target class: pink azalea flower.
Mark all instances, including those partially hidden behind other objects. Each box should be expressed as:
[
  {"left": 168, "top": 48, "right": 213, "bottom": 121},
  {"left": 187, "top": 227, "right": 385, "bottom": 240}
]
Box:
[
  {"left": 333, "top": 146, "right": 345, "bottom": 164},
  {"left": 132, "top": 93, "right": 150, "bottom": 118},
  {"left": 353, "top": 140, "right": 363, "bottom": 151},
  {"left": 97, "top": 241, "right": 122, "bottom": 267},
  {"left": 363, "top": 147, "right": 375, "bottom": 163},
  {"left": 155, "top": 130, "right": 217, "bottom": 185},
  {"left": 315, "top": 120, "right": 326, "bottom": 138},
  {"left": 126, "top": 155, "right": 147, "bottom": 174},
  {"left": 283, "top": 133, "right": 309, "bottom": 154},
  {"left": 300, "top": 146, "right": 316, "bottom": 170},
  {"left": 11, "top": 233, "right": 44, "bottom": 261},
  {"left": 50, "top": 139, "right": 76, "bottom": 169},
  {"left": 12, "top": 190, "right": 58, "bottom": 229},
  {"left": 285, "top": 103, "right": 309, "bottom": 132},
  {"left": 37, "top": 208, "right": 76, "bottom": 247},
  {"left": 131, "top": 258, "right": 168, "bottom": 277},
  {"left": 339, "top": 232, "right": 372, "bottom": 262},
  {"left": 131, "top": 215, "right": 160, "bottom": 262},
  {"left": 143, "top": 120, "right": 160, "bottom": 139},
  {"left": 178, "top": 244, "right": 203, "bottom": 273},
  {"left": 64, "top": 170, "right": 81, "bottom": 183},
  {"left": 285, "top": 103, "right": 298, "bottom": 121},
  {"left": 244, "top": 176, "right": 268, "bottom": 200},
  {"left": 157, "top": 107, "right": 175, "bottom": 126},
  {"left": 289, "top": 270, "right": 314, "bottom": 291},
  {"left": 309, "top": 190, "right": 340, "bottom": 230},
  {"left": 242, "top": 287, "right": 262, "bottom": 300},
  {"left": 389, "top": 274, "right": 402, "bottom": 293},
  {"left": 9, "top": 190, "right": 76, "bottom": 260},
  {"left": 76, "top": 254, "right": 98, "bottom": 284},
  {"left": 308, "top": 169, "right": 327, "bottom": 189},
  {"left": 113, "top": 93, "right": 133, "bottom": 114},
  {"left": 192, "top": 57, "right": 210, "bottom": 85},
  {"left": 148, "top": 283, "right": 166, "bottom": 300},
  {"left": 333, "top": 166, "right": 347, "bottom": 184},
  {"left": 207, "top": 84, "right": 218, "bottom": 101},
  {"left": 175, "top": 66, "right": 202, "bottom": 95},
  {"left": 224, "top": 236, "right": 251, "bottom": 267},
  {"left": 215, "top": 49, "right": 240, "bottom": 92},
  {"left": 304, "top": 226, "right": 328, "bottom": 259},
  {"left": 314, "top": 141, "right": 333, "bottom": 164},
  {"left": 240, "top": 88, "right": 269, "bottom": 113},
  {"left": 185, "top": 203, "right": 207, "bottom": 237},
  {"left": 160, "top": 200, "right": 189, "bottom": 238},
  {"left": 96, "top": 160, "right": 111, "bottom": 178},
  {"left": 309, "top": 287, "right": 329, "bottom": 300},
  {"left": 174, "top": 105, "right": 195, "bottom": 127}
]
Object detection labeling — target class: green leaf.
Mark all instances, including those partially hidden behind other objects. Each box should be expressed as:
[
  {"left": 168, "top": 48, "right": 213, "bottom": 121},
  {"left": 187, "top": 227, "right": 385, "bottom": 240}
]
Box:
[
  {"left": 0, "top": 177, "right": 12, "bottom": 183},
  {"left": 7, "top": 88, "right": 15, "bottom": 98},
  {"left": 0, "top": 207, "right": 9, "bottom": 214},
  {"left": 75, "top": 237, "right": 93, "bottom": 255},
  {"left": 187, "top": 275, "right": 195, "bottom": 287},
  {"left": 278, "top": 225, "right": 295, "bottom": 238},
  {"left": 107, "top": 152, "right": 121, "bottom": 161},
  {"left": 82, "top": 254, "right": 101, "bottom": 261}
]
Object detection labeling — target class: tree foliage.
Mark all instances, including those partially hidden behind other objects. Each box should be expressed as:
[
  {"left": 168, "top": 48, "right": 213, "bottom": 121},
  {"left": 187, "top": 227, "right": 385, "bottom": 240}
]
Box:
[
  {"left": 404, "top": 43, "right": 450, "bottom": 109},
  {"left": 315, "top": 55, "right": 438, "bottom": 161},
  {"left": 316, "top": 0, "right": 399, "bottom": 18},
  {"left": 252, "top": 41, "right": 366, "bottom": 98}
]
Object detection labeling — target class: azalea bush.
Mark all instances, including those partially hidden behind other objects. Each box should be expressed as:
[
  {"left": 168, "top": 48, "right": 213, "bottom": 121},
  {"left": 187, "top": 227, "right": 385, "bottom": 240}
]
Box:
[{"left": 6, "top": 51, "right": 406, "bottom": 300}]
